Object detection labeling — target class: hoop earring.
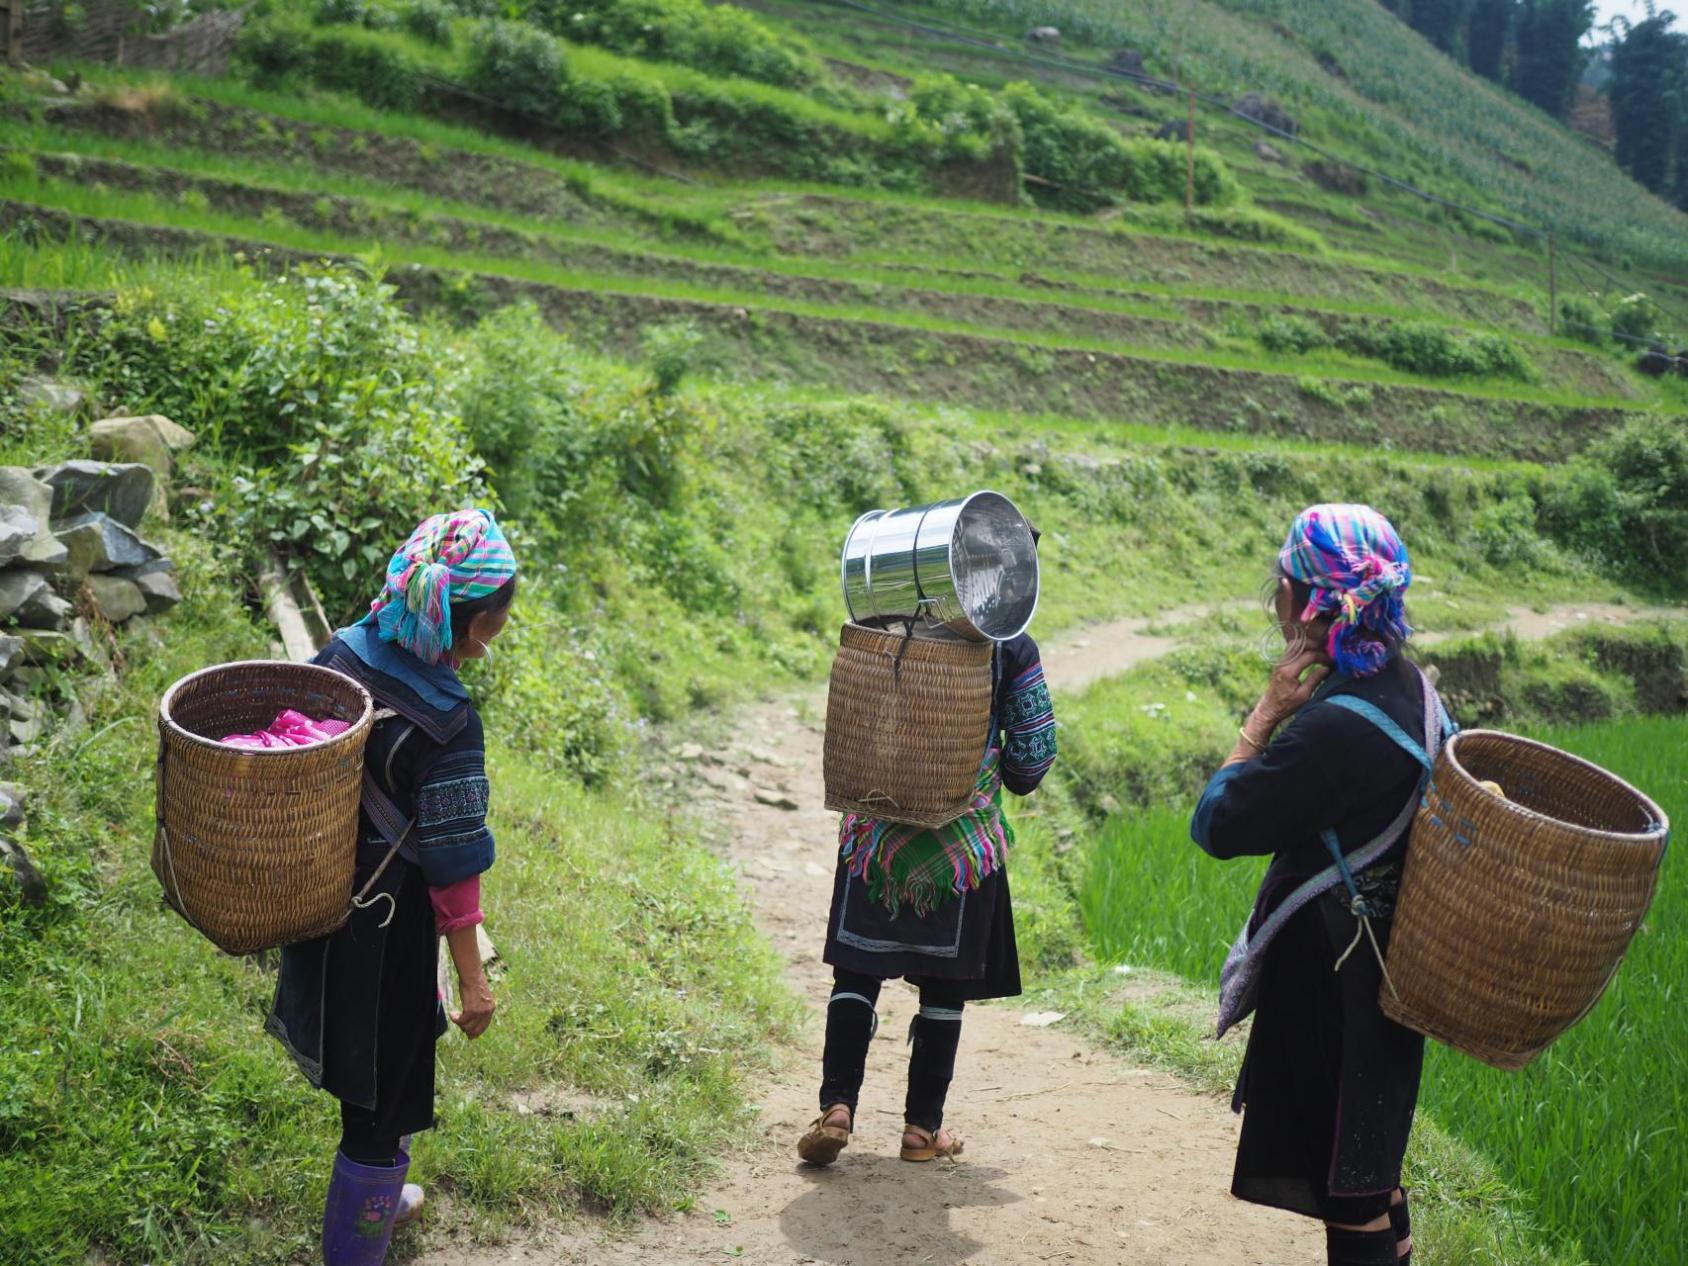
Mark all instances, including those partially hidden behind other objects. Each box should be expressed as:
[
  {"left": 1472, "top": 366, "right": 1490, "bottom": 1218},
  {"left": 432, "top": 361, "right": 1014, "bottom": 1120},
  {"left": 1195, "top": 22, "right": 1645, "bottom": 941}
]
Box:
[{"left": 1256, "top": 625, "right": 1310, "bottom": 664}]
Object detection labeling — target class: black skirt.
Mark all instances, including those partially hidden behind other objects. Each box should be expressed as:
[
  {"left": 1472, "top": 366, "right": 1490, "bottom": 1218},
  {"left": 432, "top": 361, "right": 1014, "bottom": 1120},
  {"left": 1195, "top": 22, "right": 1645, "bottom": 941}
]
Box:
[
  {"left": 822, "top": 857, "right": 1022, "bottom": 1001},
  {"left": 267, "top": 850, "right": 444, "bottom": 1140},
  {"left": 1230, "top": 881, "right": 1424, "bottom": 1224}
]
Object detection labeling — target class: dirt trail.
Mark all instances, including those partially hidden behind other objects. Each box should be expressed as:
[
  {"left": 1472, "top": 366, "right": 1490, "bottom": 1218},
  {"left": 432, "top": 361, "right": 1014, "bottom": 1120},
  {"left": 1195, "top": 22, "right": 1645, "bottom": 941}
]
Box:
[{"left": 450, "top": 601, "right": 1679, "bottom": 1266}]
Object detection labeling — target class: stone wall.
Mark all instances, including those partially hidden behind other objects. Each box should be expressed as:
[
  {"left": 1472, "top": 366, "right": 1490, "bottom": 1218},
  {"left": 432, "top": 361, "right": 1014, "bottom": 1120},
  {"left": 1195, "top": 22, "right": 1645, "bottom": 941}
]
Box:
[{"left": 0, "top": 412, "right": 193, "bottom": 903}]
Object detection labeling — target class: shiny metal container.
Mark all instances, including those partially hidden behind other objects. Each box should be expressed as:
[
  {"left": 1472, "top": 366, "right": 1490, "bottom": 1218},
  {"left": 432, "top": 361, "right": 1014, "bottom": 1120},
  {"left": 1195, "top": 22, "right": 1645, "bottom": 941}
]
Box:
[{"left": 840, "top": 491, "right": 1039, "bottom": 642}]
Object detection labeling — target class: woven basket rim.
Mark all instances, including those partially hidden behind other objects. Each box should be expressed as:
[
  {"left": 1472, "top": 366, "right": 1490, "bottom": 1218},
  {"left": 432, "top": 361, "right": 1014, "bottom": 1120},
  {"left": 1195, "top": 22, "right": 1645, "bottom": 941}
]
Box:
[
  {"left": 159, "top": 660, "right": 375, "bottom": 757},
  {"left": 1443, "top": 728, "right": 1670, "bottom": 845}
]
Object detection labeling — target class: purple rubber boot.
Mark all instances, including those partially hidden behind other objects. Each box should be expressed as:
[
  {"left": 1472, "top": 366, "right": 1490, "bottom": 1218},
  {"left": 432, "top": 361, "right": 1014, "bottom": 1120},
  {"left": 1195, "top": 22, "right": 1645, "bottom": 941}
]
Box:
[
  {"left": 322, "top": 1150, "right": 409, "bottom": 1266},
  {"left": 393, "top": 1136, "right": 424, "bottom": 1229}
]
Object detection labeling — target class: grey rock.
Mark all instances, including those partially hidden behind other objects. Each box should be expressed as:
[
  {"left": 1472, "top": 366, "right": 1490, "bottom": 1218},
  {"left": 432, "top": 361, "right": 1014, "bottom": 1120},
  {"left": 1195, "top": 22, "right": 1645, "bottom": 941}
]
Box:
[
  {"left": 0, "top": 635, "right": 21, "bottom": 677},
  {"left": 17, "top": 587, "right": 72, "bottom": 631},
  {"left": 1254, "top": 140, "right": 1286, "bottom": 164},
  {"left": 53, "top": 512, "right": 162, "bottom": 579},
  {"left": 7, "top": 667, "right": 46, "bottom": 690},
  {"left": 8, "top": 714, "right": 40, "bottom": 746},
  {"left": 752, "top": 786, "right": 800, "bottom": 811},
  {"left": 17, "top": 629, "right": 81, "bottom": 667},
  {"left": 3, "top": 691, "right": 33, "bottom": 722},
  {"left": 90, "top": 414, "right": 197, "bottom": 477},
  {"left": 1106, "top": 48, "right": 1146, "bottom": 77},
  {"left": 0, "top": 506, "right": 40, "bottom": 565},
  {"left": 0, "top": 789, "right": 21, "bottom": 829},
  {"left": 0, "top": 836, "right": 46, "bottom": 907},
  {"left": 86, "top": 574, "right": 147, "bottom": 624},
  {"left": 0, "top": 745, "right": 38, "bottom": 771},
  {"left": 132, "top": 569, "right": 182, "bottom": 614},
  {"left": 0, "top": 569, "right": 49, "bottom": 621},
  {"left": 1232, "top": 90, "right": 1298, "bottom": 137},
  {"left": 19, "top": 377, "right": 84, "bottom": 416},
  {"left": 18, "top": 533, "right": 69, "bottom": 567},
  {"left": 1026, "top": 25, "right": 1060, "bottom": 44},
  {"left": 41, "top": 461, "right": 158, "bottom": 529},
  {"left": 0, "top": 782, "right": 24, "bottom": 806},
  {"left": 0, "top": 468, "right": 53, "bottom": 524}
]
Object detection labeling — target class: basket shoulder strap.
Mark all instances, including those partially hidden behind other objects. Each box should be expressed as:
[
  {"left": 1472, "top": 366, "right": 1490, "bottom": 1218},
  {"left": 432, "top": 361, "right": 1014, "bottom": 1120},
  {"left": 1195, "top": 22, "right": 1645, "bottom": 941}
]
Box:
[
  {"left": 1323, "top": 694, "right": 1432, "bottom": 771},
  {"left": 350, "top": 711, "right": 416, "bottom": 913}
]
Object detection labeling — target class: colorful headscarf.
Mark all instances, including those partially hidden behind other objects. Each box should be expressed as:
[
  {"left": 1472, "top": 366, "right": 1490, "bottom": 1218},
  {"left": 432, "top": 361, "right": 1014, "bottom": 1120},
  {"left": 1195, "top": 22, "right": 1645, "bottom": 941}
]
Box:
[
  {"left": 366, "top": 508, "right": 517, "bottom": 665},
  {"left": 1278, "top": 504, "right": 1411, "bottom": 678}
]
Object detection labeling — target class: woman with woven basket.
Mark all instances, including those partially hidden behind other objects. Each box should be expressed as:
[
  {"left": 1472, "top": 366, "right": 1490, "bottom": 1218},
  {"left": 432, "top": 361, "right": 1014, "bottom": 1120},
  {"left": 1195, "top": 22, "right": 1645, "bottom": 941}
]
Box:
[
  {"left": 798, "top": 632, "right": 1058, "bottom": 1167},
  {"left": 1190, "top": 505, "right": 1450, "bottom": 1266},
  {"left": 266, "top": 509, "right": 517, "bottom": 1266}
]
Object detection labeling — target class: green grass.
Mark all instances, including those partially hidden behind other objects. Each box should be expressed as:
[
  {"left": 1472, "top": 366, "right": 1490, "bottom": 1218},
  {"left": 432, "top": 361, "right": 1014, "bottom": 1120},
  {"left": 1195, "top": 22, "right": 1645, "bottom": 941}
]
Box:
[{"left": 1067, "top": 706, "right": 1688, "bottom": 1265}]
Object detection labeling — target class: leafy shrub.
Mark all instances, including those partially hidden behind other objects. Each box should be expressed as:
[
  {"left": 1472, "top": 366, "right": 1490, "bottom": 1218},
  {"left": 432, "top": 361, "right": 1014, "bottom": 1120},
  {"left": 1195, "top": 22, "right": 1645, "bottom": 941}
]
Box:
[
  {"left": 1334, "top": 319, "right": 1533, "bottom": 380},
  {"left": 642, "top": 319, "right": 703, "bottom": 395},
  {"left": 1610, "top": 292, "right": 1665, "bottom": 345},
  {"left": 893, "top": 74, "right": 1020, "bottom": 164},
  {"left": 1558, "top": 294, "right": 1606, "bottom": 344},
  {"left": 1543, "top": 414, "right": 1688, "bottom": 590},
  {"left": 88, "top": 267, "right": 484, "bottom": 617},
  {"left": 465, "top": 19, "right": 569, "bottom": 119},
  {"left": 400, "top": 0, "right": 454, "bottom": 45},
  {"left": 1258, "top": 314, "right": 1328, "bottom": 355},
  {"left": 521, "top": 0, "right": 822, "bottom": 88},
  {"left": 239, "top": 18, "right": 426, "bottom": 111},
  {"left": 1469, "top": 495, "right": 1544, "bottom": 568},
  {"left": 1001, "top": 81, "right": 1236, "bottom": 208}
]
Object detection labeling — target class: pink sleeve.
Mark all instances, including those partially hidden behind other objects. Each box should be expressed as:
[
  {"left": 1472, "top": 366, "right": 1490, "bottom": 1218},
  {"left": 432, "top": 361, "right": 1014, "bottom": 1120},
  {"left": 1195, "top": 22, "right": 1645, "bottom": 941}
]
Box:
[{"left": 429, "top": 874, "right": 484, "bottom": 935}]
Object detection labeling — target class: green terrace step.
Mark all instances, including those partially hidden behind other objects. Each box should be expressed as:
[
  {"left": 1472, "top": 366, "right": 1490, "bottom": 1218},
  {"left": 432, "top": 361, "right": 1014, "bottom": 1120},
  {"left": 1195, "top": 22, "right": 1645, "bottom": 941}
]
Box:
[{"left": 4, "top": 198, "right": 1673, "bottom": 466}]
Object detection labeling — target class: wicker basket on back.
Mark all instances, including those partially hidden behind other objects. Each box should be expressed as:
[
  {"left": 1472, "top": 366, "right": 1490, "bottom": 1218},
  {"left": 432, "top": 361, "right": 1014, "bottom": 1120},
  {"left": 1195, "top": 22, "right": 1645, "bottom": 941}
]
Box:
[
  {"left": 823, "top": 622, "right": 994, "bottom": 828},
  {"left": 1384, "top": 729, "right": 1670, "bottom": 1070},
  {"left": 153, "top": 661, "right": 375, "bottom": 955}
]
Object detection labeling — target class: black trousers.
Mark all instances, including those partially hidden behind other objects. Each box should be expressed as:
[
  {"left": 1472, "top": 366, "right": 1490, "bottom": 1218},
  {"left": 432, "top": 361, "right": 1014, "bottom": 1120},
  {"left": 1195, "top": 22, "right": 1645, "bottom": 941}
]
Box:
[{"left": 819, "top": 968, "right": 966, "bottom": 1132}]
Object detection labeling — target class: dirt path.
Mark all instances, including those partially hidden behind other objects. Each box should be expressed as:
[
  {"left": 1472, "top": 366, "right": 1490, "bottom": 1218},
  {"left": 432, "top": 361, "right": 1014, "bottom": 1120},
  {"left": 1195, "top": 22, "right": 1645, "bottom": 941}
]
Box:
[{"left": 450, "top": 601, "right": 1680, "bottom": 1266}]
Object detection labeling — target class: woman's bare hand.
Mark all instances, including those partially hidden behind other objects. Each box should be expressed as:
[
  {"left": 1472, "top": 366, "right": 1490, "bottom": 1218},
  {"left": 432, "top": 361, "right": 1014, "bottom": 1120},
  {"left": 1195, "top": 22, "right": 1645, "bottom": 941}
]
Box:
[
  {"left": 1250, "top": 647, "right": 1331, "bottom": 736},
  {"left": 451, "top": 965, "right": 497, "bottom": 1038}
]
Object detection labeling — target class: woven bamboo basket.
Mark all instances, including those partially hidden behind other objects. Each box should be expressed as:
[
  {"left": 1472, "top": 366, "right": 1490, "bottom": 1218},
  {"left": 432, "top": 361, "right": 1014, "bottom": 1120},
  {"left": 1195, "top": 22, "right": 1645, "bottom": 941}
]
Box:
[
  {"left": 153, "top": 661, "right": 375, "bottom": 955},
  {"left": 1383, "top": 729, "right": 1670, "bottom": 1070},
  {"left": 823, "top": 621, "right": 994, "bottom": 828}
]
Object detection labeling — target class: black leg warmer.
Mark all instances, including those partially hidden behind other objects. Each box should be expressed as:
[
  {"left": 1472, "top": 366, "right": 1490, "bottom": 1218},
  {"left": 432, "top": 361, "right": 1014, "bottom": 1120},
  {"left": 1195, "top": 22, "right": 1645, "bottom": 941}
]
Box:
[
  {"left": 818, "top": 972, "right": 881, "bottom": 1115},
  {"left": 1326, "top": 1225, "right": 1398, "bottom": 1266},
  {"left": 903, "top": 993, "right": 964, "bottom": 1132}
]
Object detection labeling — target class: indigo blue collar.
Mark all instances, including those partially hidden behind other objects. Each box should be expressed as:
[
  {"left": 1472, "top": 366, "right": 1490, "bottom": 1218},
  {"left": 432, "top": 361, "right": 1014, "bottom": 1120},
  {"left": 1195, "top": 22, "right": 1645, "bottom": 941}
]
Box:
[{"left": 338, "top": 621, "right": 469, "bottom": 712}]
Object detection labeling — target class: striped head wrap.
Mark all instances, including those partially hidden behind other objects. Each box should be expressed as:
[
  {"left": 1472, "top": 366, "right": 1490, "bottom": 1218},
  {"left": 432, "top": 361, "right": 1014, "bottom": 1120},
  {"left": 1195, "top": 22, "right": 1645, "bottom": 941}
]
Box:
[
  {"left": 1278, "top": 503, "right": 1411, "bottom": 678},
  {"left": 366, "top": 508, "right": 517, "bottom": 665}
]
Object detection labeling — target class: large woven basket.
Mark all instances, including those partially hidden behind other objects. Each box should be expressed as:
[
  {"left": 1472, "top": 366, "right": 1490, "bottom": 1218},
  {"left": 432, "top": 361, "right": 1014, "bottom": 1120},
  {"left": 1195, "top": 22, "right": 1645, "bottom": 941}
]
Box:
[
  {"left": 1384, "top": 729, "right": 1669, "bottom": 1070},
  {"left": 153, "top": 661, "right": 375, "bottom": 955},
  {"left": 823, "top": 622, "right": 994, "bottom": 828}
]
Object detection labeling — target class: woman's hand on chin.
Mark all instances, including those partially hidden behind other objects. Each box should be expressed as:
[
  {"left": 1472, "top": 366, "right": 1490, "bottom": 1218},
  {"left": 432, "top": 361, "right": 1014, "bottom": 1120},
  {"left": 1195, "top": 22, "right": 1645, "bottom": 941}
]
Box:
[{"left": 1251, "top": 647, "right": 1331, "bottom": 735}]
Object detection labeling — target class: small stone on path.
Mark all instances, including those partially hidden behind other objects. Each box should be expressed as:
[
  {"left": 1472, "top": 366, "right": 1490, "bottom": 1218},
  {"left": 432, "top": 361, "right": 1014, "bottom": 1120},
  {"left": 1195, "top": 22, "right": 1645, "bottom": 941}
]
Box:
[{"left": 753, "top": 787, "right": 800, "bottom": 810}]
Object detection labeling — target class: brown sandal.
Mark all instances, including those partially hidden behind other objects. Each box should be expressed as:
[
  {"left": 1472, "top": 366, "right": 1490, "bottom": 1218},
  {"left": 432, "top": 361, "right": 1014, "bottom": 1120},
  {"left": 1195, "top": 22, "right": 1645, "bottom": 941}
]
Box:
[
  {"left": 797, "top": 1104, "right": 852, "bottom": 1167},
  {"left": 899, "top": 1123, "right": 964, "bottom": 1163}
]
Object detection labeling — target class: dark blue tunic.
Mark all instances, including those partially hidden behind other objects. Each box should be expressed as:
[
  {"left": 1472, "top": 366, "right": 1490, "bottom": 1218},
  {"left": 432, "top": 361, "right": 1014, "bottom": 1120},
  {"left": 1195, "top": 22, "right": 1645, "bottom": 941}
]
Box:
[{"left": 266, "top": 625, "right": 495, "bottom": 1139}]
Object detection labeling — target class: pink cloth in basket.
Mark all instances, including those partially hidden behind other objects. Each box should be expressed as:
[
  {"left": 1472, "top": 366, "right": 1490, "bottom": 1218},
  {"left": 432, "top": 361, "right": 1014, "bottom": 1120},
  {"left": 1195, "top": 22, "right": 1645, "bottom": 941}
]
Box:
[{"left": 220, "top": 709, "right": 352, "bottom": 750}]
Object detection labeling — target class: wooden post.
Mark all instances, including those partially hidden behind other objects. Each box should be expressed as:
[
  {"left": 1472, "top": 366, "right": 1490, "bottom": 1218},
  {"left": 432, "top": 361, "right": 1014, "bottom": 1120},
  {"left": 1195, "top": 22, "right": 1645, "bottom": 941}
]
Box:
[
  {"left": 3, "top": 0, "right": 23, "bottom": 69},
  {"left": 1185, "top": 88, "right": 1195, "bottom": 217},
  {"left": 1547, "top": 235, "right": 1558, "bottom": 338}
]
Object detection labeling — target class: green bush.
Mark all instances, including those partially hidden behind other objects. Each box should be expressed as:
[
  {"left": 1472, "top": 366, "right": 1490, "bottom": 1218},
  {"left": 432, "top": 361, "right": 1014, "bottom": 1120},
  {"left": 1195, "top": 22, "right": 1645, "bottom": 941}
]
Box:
[
  {"left": 465, "top": 19, "right": 570, "bottom": 119},
  {"left": 1543, "top": 414, "right": 1688, "bottom": 590},
  {"left": 894, "top": 73, "right": 1021, "bottom": 164},
  {"left": 239, "top": 17, "right": 427, "bottom": 110},
  {"left": 1468, "top": 495, "right": 1544, "bottom": 568},
  {"left": 521, "top": 0, "right": 823, "bottom": 88},
  {"left": 1558, "top": 294, "right": 1606, "bottom": 344},
  {"left": 86, "top": 267, "right": 484, "bottom": 617},
  {"left": 400, "top": 0, "right": 454, "bottom": 45},
  {"left": 1257, "top": 314, "right": 1328, "bottom": 355},
  {"left": 1001, "top": 81, "right": 1235, "bottom": 207},
  {"left": 642, "top": 319, "right": 704, "bottom": 395},
  {"left": 1334, "top": 319, "right": 1532, "bottom": 380},
  {"left": 1611, "top": 292, "right": 1665, "bottom": 345}
]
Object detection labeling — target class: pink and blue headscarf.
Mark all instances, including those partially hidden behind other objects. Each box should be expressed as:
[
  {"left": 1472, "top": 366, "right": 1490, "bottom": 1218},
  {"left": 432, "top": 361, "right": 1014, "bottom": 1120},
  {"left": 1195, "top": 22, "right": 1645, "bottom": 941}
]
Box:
[
  {"left": 1279, "top": 504, "right": 1411, "bottom": 678},
  {"left": 366, "top": 508, "right": 517, "bottom": 665}
]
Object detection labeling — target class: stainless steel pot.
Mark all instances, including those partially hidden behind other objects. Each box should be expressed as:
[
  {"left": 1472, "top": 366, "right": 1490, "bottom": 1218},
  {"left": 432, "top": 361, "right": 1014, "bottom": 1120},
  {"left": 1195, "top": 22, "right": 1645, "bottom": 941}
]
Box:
[{"left": 840, "top": 491, "right": 1039, "bottom": 642}]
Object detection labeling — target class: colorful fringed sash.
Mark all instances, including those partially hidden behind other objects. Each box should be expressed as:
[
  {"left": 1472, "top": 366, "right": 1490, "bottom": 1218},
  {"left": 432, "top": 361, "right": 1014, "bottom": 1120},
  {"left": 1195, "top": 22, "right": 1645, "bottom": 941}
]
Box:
[{"left": 838, "top": 746, "right": 1009, "bottom": 917}]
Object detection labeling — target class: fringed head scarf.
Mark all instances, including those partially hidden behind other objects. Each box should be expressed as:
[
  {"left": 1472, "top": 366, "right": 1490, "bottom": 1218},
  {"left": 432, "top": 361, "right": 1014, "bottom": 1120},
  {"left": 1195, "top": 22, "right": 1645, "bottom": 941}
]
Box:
[
  {"left": 366, "top": 508, "right": 517, "bottom": 665},
  {"left": 1279, "top": 504, "right": 1411, "bottom": 678}
]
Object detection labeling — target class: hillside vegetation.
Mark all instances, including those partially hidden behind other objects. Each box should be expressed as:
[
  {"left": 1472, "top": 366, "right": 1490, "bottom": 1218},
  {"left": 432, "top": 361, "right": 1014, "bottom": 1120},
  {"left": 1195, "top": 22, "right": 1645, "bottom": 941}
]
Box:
[{"left": 2, "top": 0, "right": 1686, "bottom": 1262}]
